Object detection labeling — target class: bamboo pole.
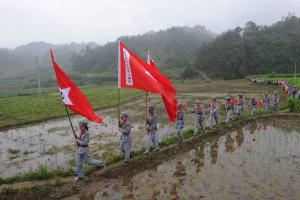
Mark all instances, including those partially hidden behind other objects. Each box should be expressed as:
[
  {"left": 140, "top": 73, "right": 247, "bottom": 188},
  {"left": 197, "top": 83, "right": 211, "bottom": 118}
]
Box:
[{"left": 63, "top": 104, "right": 77, "bottom": 140}]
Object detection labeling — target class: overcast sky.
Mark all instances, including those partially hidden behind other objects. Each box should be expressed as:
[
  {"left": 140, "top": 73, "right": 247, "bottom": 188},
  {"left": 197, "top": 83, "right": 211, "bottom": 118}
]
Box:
[{"left": 0, "top": 0, "right": 299, "bottom": 48}]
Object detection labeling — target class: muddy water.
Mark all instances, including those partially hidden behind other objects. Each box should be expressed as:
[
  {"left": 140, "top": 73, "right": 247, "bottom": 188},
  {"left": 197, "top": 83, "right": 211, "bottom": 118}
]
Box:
[
  {"left": 0, "top": 94, "right": 208, "bottom": 178},
  {"left": 91, "top": 118, "right": 300, "bottom": 200},
  {"left": 0, "top": 83, "right": 281, "bottom": 178}
]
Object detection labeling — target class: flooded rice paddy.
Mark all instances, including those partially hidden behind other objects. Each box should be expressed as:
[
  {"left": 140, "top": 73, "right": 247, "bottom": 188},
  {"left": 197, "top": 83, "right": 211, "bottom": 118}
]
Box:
[
  {"left": 88, "top": 118, "right": 300, "bottom": 200},
  {"left": 0, "top": 81, "right": 281, "bottom": 178}
]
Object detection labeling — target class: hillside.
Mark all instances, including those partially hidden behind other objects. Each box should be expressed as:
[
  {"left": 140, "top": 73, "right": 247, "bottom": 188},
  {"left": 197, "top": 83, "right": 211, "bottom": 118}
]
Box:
[
  {"left": 0, "top": 25, "right": 215, "bottom": 91},
  {"left": 195, "top": 14, "right": 300, "bottom": 79},
  {"left": 71, "top": 25, "right": 216, "bottom": 81}
]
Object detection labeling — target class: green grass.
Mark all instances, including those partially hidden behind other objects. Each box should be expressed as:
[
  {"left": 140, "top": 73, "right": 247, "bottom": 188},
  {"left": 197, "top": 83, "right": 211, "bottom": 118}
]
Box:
[
  {"left": 288, "top": 98, "right": 300, "bottom": 112},
  {"left": 0, "top": 164, "right": 74, "bottom": 185},
  {"left": 262, "top": 75, "right": 300, "bottom": 88},
  {"left": 0, "top": 85, "right": 141, "bottom": 129}
]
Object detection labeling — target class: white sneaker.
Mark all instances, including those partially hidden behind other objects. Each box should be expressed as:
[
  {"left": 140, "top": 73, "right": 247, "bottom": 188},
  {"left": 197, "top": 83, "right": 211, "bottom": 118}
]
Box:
[{"left": 74, "top": 176, "right": 82, "bottom": 181}]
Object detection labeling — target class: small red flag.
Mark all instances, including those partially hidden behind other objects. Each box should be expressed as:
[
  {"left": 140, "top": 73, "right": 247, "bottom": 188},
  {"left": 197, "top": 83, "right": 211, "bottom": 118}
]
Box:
[{"left": 50, "top": 50, "right": 103, "bottom": 123}]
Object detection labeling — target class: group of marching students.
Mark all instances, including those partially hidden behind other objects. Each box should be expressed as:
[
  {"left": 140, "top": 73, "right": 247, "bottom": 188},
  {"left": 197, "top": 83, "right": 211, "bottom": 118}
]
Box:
[{"left": 73, "top": 92, "right": 280, "bottom": 181}]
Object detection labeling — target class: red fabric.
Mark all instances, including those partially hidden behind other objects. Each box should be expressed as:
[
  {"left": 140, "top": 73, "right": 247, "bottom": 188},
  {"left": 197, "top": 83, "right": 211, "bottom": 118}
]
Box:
[
  {"left": 50, "top": 50, "right": 103, "bottom": 123},
  {"left": 230, "top": 99, "right": 236, "bottom": 105},
  {"left": 118, "top": 42, "right": 177, "bottom": 122},
  {"left": 257, "top": 101, "right": 263, "bottom": 108}
]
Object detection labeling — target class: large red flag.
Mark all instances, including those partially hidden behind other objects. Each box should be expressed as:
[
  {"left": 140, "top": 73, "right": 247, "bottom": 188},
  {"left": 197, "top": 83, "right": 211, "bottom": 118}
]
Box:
[
  {"left": 50, "top": 50, "right": 103, "bottom": 123},
  {"left": 147, "top": 50, "right": 178, "bottom": 122},
  {"left": 118, "top": 41, "right": 177, "bottom": 122}
]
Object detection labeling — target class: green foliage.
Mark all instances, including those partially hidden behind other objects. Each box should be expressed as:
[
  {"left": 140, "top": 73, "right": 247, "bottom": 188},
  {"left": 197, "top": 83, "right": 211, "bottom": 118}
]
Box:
[
  {"left": 266, "top": 72, "right": 276, "bottom": 78},
  {"left": 1, "top": 186, "right": 18, "bottom": 195},
  {"left": 181, "top": 67, "right": 200, "bottom": 79},
  {"left": 288, "top": 98, "right": 300, "bottom": 112},
  {"left": 0, "top": 165, "right": 74, "bottom": 185},
  {"left": 72, "top": 26, "right": 215, "bottom": 79},
  {"left": 196, "top": 14, "right": 300, "bottom": 79},
  {"left": 263, "top": 76, "right": 300, "bottom": 88}
]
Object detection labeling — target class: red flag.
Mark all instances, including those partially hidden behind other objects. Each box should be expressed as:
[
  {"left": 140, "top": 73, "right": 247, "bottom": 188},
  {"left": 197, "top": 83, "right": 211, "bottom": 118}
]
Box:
[
  {"left": 147, "top": 50, "right": 178, "bottom": 122},
  {"left": 118, "top": 42, "right": 177, "bottom": 122},
  {"left": 50, "top": 50, "right": 103, "bottom": 123},
  {"left": 147, "top": 50, "right": 172, "bottom": 87}
]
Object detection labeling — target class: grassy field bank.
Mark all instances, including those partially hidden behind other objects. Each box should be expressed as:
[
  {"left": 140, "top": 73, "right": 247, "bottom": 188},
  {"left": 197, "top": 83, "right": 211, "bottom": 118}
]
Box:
[
  {"left": 0, "top": 85, "right": 141, "bottom": 129},
  {"left": 263, "top": 74, "right": 300, "bottom": 88}
]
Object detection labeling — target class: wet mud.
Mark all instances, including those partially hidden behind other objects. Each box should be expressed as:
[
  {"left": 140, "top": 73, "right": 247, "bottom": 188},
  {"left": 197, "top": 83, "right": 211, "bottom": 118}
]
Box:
[{"left": 1, "top": 114, "right": 299, "bottom": 200}]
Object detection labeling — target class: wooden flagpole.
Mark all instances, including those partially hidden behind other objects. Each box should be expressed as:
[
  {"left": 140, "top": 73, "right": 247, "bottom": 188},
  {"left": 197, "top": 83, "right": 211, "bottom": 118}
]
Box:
[
  {"left": 117, "top": 40, "right": 121, "bottom": 126},
  {"left": 63, "top": 104, "right": 77, "bottom": 139},
  {"left": 118, "top": 88, "right": 121, "bottom": 126},
  {"left": 145, "top": 92, "right": 148, "bottom": 127}
]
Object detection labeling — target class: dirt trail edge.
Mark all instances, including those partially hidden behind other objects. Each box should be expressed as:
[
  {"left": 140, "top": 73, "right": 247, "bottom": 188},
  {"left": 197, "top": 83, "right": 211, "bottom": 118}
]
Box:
[{"left": 1, "top": 113, "right": 299, "bottom": 200}]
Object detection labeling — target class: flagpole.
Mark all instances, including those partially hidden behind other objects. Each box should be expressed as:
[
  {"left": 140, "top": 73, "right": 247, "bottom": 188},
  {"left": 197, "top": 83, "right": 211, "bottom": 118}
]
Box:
[
  {"left": 145, "top": 92, "right": 148, "bottom": 127},
  {"left": 64, "top": 104, "right": 77, "bottom": 139},
  {"left": 118, "top": 88, "right": 121, "bottom": 126},
  {"left": 117, "top": 40, "right": 121, "bottom": 126}
]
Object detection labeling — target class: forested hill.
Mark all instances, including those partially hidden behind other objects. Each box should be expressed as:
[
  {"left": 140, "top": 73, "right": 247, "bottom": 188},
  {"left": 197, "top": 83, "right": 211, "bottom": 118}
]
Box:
[
  {"left": 195, "top": 14, "right": 300, "bottom": 79},
  {"left": 71, "top": 25, "right": 216, "bottom": 79}
]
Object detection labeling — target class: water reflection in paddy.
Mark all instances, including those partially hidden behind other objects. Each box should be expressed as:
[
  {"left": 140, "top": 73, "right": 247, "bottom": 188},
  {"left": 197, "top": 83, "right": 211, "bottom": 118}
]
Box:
[{"left": 93, "top": 118, "right": 300, "bottom": 200}]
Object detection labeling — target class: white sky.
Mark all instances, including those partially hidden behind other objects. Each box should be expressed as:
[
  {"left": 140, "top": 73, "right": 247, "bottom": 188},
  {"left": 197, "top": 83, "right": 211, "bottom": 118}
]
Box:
[{"left": 0, "top": 0, "right": 299, "bottom": 48}]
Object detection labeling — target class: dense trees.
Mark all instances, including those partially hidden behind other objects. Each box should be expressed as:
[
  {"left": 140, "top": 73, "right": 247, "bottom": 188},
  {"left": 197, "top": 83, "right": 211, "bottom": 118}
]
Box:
[
  {"left": 71, "top": 25, "right": 215, "bottom": 79},
  {"left": 196, "top": 14, "right": 300, "bottom": 79}
]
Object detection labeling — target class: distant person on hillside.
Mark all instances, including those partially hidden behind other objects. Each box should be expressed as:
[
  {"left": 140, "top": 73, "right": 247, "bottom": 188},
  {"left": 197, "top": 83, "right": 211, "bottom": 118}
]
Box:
[
  {"left": 209, "top": 96, "right": 218, "bottom": 128},
  {"left": 191, "top": 100, "right": 205, "bottom": 136},
  {"left": 272, "top": 91, "right": 280, "bottom": 112},
  {"left": 74, "top": 121, "right": 106, "bottom": 181},
  {"left": 144, "top": 105, "right": 160, "bottom": 155},
  {"left": 175, "top": 102, "right": 185, "bottom": 143},
  {"left": 225, "top": 96, "right": 234, "bottom": 123},
  {"left": 236, "top": 95, "right": 244, "bottom": 119},
  {"left": 263, "top": 92, "right": 270, "bottom": 111},
  {"left": 119, "top": 112, "right": 134, "bottom": 162},
  {"left": 250, "top": 96, "right": 258, "bottom": 116}
]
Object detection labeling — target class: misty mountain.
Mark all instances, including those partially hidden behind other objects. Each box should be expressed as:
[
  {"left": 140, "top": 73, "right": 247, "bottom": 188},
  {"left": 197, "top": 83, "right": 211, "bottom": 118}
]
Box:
[
  {"left": 0, "top": 41, "right": 98, "bottom": 69},
  {"left": 195, "top": 14, "right": 300, "bottom": 79},
  {"left": 71, "top": 25, "right": 216, "bottom": 80}
]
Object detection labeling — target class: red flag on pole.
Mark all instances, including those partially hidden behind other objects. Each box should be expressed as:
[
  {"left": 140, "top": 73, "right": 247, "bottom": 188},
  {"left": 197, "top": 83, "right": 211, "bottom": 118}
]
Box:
[
  {"left": 50, "top": 49, "right": 103, "bottom": 123},
  {"left": 118, "top": 41, "right": 177, "bottom": 122},
  {"left": 147, "top": 50, "right": 178, "bottom": 122}
]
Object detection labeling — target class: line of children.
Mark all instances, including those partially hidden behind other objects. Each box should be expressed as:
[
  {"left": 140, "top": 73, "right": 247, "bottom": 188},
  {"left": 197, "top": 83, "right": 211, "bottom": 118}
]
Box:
[{"left": 74, "top": 91, "right": 281, "bottom": 180}]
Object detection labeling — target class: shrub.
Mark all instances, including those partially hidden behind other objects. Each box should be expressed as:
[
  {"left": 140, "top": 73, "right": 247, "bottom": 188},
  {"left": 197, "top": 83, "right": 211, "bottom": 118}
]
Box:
[{"left": 288, "top": 98, "right": 300, "bottom": 112}]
